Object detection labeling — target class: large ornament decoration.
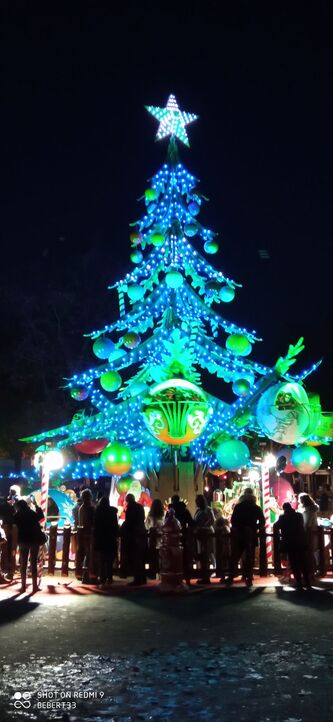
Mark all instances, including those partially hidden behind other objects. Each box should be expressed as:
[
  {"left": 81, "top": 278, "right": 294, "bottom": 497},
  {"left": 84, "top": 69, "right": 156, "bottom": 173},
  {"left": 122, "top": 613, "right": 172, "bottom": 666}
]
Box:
[
  {"left": 143, "top": 378, "right": 210, "bottom": 446},
  {"left": 74, "top": 438, "right": 109, "bottom": 455},
  {"left": 270, "top": 477, "right": 295, "bottom": 507},
  {"left": 93, "top": 337, "right": 115, "bottom": 360},
  {"left": 100, "top": 442, "right": 132, "bottom": 476},
  {"left": 100, "top": 370, "right": 122, "bottom": 392},
  {"left": 256, "top": 382, "right": 311, "bottom": 445},
  {"left": 226, "top": 334, "right": 252, "bottom": 356},
  {"left": 291, "top": 445, "right": 321, "bottom": 474},
  {"left": 216, "top": 439, "right": 250, "bottom": 471}
]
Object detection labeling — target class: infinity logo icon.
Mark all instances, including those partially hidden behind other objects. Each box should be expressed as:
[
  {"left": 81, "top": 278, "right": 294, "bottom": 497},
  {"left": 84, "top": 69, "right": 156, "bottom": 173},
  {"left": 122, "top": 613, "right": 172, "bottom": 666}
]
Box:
[{"left": 13, "top": 691, "right": 31, "bottom": 709}]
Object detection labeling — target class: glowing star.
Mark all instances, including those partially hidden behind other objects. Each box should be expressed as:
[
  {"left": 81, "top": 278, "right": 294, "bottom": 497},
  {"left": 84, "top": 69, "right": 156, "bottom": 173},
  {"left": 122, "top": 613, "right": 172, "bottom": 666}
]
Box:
[{"left": 145, "top": 94, "right": 198, "bottom": 147}]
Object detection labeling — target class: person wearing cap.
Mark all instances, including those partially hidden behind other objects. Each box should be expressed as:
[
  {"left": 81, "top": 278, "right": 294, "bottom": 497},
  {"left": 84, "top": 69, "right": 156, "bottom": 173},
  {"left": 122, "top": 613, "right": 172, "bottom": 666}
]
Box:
[{"left": 226, "top": 488, "right": 265, "bottom": 587}]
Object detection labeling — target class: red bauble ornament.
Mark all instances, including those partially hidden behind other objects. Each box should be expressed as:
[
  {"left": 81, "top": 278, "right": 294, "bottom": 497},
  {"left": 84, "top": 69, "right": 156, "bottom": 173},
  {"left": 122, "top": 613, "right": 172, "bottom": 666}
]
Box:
[{"left": 74, "top": 439, "right": 109, "bottom": 455}]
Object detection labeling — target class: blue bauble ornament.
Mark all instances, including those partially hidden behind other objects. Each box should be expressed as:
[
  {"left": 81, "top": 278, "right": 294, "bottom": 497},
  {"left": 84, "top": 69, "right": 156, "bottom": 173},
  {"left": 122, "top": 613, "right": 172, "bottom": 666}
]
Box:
[
  {"left": 93, "top": 337, "right": 115, "bottom": 360},
  {"left": 220, "top": 286, "right": 235, "bottom": 303},
  {"left": 165, "top": 271, "right": 184, "bottom": 288}
]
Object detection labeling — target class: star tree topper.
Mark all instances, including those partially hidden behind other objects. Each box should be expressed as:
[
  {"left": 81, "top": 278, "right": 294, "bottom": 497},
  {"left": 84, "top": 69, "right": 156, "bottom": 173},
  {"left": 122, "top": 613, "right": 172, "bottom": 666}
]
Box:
[{"left": 145, "top": 94, "right": 198, "bottom": 147}]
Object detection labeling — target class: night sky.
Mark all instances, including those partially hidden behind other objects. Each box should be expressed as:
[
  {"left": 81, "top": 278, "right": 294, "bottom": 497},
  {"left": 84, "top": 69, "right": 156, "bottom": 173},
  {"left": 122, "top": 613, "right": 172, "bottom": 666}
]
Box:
[{"left": 1, "top": 2, "right": 333, "bottom": 455}]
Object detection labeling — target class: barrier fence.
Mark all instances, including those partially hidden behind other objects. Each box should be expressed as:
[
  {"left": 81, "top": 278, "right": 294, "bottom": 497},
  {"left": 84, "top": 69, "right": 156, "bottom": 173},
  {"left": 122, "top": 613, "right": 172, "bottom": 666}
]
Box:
[{"left": 4, "top": 524, "right": 333, "bottom": 582}]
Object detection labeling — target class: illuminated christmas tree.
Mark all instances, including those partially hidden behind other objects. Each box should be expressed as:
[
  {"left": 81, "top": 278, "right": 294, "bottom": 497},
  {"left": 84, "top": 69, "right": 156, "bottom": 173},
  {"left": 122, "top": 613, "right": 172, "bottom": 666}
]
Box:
[{"left": 23, "top": 95, "right": 332, "bottom": 495}]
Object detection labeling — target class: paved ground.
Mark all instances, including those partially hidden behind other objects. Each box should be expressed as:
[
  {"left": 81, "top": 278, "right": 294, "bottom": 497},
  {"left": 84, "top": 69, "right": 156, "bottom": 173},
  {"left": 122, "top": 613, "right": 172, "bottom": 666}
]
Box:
[{"left": 0, "top": 574, "right": 333, "bottom": 721}]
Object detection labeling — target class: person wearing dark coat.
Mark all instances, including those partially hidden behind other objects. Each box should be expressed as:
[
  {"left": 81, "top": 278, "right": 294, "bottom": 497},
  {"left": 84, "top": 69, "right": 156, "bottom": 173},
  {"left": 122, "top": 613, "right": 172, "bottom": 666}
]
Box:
[
  {"left": 121, "top": 493, "right": 147, "bottom": 585},
  {"left": 274, "top": 502, "right": 311, "bottom": 588},
  {"left": 170, "top": 495, "right": 194, "bottom": 528},
  {"left": 14, "top": 498, "right": 44, "bottom": 593},
  {"left": 226, "top": 488, "right": 265, "bottom": 587},
  {"left": 93, "top": 496, "right": 119, "bottom": 586}
]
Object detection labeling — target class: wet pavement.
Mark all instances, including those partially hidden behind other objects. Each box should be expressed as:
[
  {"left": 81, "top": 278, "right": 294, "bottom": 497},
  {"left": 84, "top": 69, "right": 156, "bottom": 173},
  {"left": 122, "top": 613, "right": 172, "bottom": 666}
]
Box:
[{"left": 0, "top": 576, "right": 333, "bottom": 721}]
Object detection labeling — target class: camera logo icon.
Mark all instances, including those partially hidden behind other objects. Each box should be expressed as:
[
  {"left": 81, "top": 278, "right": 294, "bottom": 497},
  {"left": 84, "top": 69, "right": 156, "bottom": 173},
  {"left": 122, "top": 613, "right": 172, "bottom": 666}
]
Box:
[{"left": 13, "top": 691, "right": 31, "bottom": 709}]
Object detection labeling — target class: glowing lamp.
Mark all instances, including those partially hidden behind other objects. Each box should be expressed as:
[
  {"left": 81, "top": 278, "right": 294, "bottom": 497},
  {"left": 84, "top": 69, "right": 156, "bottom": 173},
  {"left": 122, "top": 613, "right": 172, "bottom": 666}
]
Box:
[
  {"left": 143, "top": 378, "right": 210, "bottom": 446},
  {"left": 43, "top": 449, "right": 64, "bottom": 471}
]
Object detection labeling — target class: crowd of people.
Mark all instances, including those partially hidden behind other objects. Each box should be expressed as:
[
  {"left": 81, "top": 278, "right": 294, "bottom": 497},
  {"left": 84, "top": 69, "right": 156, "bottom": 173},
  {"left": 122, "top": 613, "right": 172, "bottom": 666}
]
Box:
[{"left": 0, "top": 483, "right": 328, "bottom": 592}]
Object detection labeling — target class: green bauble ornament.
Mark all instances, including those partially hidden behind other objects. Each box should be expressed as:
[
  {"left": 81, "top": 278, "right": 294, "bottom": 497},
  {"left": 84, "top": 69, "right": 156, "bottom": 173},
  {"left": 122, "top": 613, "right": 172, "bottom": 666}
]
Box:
[
  {"left": 93, "top": 337, "right": 115, "bottom": 359},
  {"left": 130, "top": 250, "right": 143, "bottom": 264},
  {"left": 100, "top": 370, "right": 122, "bottom": 392},
  {"left": 145, "top": 188, "right": 157, "bottom": 202},
  {"left": 220, "top": 286, "right": 235, "bottom": 303},
  {"left": 216, "top": 439, "right": 250, "bottom": 471},
  {"left": 123, "top": 332, "right": 141, "bottom": 349},
  {"left": 291, "top": 445, "right": 321, "bottom": 474},
  {"left": 116, "top": 475, "right": 133, "bottom": 494},
  {"left": 165, "top": 271, "right": 184, "bottom": 288},
  {"left": 232, "top": 379, "right": 251, "bottom": 397},
  {"left": 100, "top": 442, "right": 132, "bottom": 476},
  {"left": 204, "top": 240, "right": 219, "bottom": 254},
  {"left": 226, "top": 334, "right": 252, "bottom": 357},
  {"left": 151, "top": 232, "right": 165, "bottom": 247},
  {"left": 184, "top": 223, "right": 198, "bottom": 237},
  {"left": 127, "top": 284, "right": 144, "bottom": 302}
]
